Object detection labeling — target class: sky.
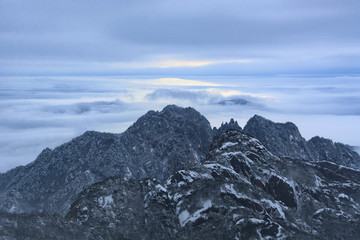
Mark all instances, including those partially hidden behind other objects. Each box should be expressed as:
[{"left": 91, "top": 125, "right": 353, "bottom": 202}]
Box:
[{"left": 0, "top": 0, "right": 360, "bottom": 172}]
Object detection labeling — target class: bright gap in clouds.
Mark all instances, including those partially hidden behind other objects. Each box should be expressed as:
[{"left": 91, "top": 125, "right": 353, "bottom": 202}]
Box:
[
  {"left": 157, "top": 59, "right": 254, "bottom": 68},
  {"left": 109, "top": 58, "right": 254, "bottom": 69}
]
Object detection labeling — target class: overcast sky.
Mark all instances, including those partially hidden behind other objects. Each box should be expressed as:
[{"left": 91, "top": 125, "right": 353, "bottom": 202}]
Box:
[{"left": 0, "top": 0, "right": 359, "bottom": 172}]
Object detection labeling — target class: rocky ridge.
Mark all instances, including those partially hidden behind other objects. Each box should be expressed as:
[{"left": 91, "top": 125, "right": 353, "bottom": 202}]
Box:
[
  {"left": 0, "top": 105, "right": 213, "bottom": 215},
  {"left": 243, "top": 115, "right": 360, "bottom": 169},
  {"left": 308, "top": 136, "right": 360, "bottom": 169}
]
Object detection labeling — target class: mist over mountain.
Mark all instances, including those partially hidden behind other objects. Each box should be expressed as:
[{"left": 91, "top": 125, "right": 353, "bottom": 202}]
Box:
[{"left": 1, "top": 105, "right": 360, "bottom": 239}]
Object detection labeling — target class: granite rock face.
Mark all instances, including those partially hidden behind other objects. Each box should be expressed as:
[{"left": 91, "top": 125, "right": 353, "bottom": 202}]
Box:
[
  {"left": 243, "top": 115, "right": 360, "bottom": 169},
  {"left": 0, "top": 105, "right": 213, "bottom": 215}
]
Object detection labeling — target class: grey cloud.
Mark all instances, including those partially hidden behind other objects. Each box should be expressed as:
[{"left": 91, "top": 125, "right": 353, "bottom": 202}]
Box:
[
  {"left": 0, "top": 100, "right": 145, "bottom": 172},
  {"left": 1, "top": 0, "right": 359, "bottom": 74},
  {"left": 265, "top": 93, "right": 360, "bottom": 116},
  {"left": 43, "top": 99, "right": 124, "bottom": 115},
  {"left": 0, "top": 99, "right": 127, "bottom": 131},
  {"left": 145, "top": 89, "right": 267, "bottom": 110},
  {"left": 0, "top": 127, "right": 75, "bottom": 172}
]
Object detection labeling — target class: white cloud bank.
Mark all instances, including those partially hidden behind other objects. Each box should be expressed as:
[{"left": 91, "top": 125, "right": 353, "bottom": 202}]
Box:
[{"left": 0, "top": 75, "right": 359, "bottom": 172}]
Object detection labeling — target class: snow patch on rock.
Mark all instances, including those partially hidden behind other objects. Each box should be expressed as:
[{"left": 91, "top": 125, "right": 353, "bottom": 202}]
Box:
[{"left": 178, "top": 200, "right": 212, "bottom": 227}]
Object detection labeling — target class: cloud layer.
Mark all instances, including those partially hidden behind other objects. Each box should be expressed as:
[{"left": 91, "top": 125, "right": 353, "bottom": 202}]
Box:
[
  {"left": 1, "top": 75, "right": 360, "bottom": 172},
  {"left": 1, "top": 0, "right": 360, "bottom": 75}
]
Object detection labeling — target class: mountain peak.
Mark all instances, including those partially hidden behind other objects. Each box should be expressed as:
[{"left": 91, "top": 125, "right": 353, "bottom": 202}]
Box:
[
  {"left": 0, "top": 105, "right": 214, "bottom": 215},
  {"left": 160, "top": 105, "right": 202, "bottom": 118},
  {"left": 244, "top": 115, "right": 310, "bottom": 159},
  {"left": 251, "top": 114, "right": 266, "bottom": 120},
  {"left": 162, "top": 104, "right": 190, "bottom": 112}
]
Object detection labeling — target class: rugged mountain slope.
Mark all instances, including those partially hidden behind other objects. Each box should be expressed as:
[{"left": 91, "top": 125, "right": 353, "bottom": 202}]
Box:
[
  {"left": 65, "top": 130, "right": 360, "bottom": 239},
  {"left": 66, "top": 177, "right": 177, "bottom": 240},
  {"left": 0, "top": 210, "right": 86, "bottom": 240},
  {"left": 243, "top": 115, "right": 360, "bottom": 169},
  {"left": 0, "top": 105, "right": 213, "bottom": 215},
  {"left": 1, "top": 106, "right": 360, "bottom": 239}
]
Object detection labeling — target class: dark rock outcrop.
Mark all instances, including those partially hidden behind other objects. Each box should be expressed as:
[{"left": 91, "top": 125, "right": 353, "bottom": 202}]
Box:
[{"left": 213, "top": 118, "right": 242, "bottom": 135}]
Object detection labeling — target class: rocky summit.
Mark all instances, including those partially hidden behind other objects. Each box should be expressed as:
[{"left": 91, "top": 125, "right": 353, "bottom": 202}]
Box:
[
  {"left": 0, "top": 105, "right": 213, "bottom": 216},
  {"left": 1, "top": 105, "right": 360, "bottom": 240},
  {"left": 213, "top": 118, "right": 242, "bottom": 135}
]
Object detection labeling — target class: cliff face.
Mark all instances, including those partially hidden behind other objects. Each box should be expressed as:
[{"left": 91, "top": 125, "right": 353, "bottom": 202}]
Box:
[{"left": 0, "top": 105, "right": 213, "bottom": 215}]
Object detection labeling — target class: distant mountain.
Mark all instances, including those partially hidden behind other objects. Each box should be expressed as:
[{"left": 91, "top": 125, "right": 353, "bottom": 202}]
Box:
[
  {"left": 62, "top": 130, "right": 360, "bottom": 239},
  {"left": 217, "top": 98, "right": 249, "bottom": 105},
  {"left": 308, "top": 136, "right": 360, "bottom": 169},
  {"left": 244, "top": 115, "right": 360, "bottom": 169},
  {"left": 0, "top": 105, "right": 213, "bottom": 215}
]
